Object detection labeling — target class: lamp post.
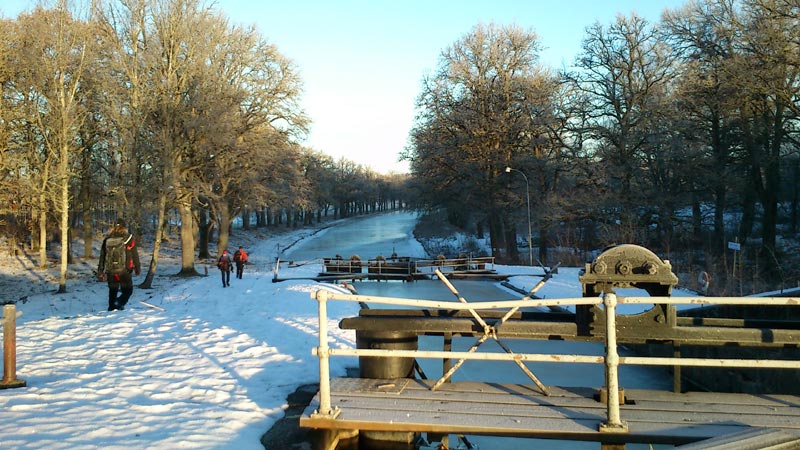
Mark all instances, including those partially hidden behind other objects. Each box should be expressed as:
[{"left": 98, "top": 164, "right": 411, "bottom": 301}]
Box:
[{"left": 505, "top": 166, "right": 533, "bottom": 266}]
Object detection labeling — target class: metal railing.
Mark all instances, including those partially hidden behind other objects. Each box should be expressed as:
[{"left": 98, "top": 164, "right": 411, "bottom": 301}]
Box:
[
  {"left": 364, "top": 258, "right": 414, "bottom": 277},
  {"left": 414, "top": 256, "right": 495, "bottom": 273},
  {"left": 322, "top": 258, "right": 363, "bottom": 273},
  {"left": 309, "top": 289, "right": 800, "bottom": 432},
  {"left": 320, "top": 255, "right": 496, "bottom": 276}
]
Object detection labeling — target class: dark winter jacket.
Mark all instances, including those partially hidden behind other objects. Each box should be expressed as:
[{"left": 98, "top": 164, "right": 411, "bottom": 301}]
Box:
[{"left": 98, "top": 231, "right": 141, "bottom": 276}]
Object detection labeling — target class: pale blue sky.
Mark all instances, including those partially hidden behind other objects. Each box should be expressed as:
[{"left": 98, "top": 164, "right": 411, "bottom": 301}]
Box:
[{"left": 2, "top": 0, "right": 686, "bottom": 174}]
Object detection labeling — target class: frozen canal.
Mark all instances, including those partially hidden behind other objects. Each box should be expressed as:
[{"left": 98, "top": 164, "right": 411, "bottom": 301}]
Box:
[
  {"left": 284, "top": 210, "right": 429, "bottom": 263},
  {"left": 286, "top": 210, "right": 673, "bottom": 449}
]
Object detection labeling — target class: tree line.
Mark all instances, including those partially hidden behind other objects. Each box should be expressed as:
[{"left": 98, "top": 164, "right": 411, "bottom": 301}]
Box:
[
  {"left": 0, "top": 0, "right": 410, "bottom": 293},
  {"left": 402, "top": 0, "right": 800, "bottom": 291}
]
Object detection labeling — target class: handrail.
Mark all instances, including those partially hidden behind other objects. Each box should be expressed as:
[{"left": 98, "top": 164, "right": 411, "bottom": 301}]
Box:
[
  {"left": 313, "top": 291, "right": 601, "bottom": 310},
  {"left": 309, "top": 289, "right": 800, "bottom": 432},
  {"left": 414, "top": 256, "right": 495, "bottom": 272},
  {"left": 322, "top": 255, "right": 497, "bottom": 274},
  {"left": 622, "top": 296, "right": 799, "bottom": 306}
]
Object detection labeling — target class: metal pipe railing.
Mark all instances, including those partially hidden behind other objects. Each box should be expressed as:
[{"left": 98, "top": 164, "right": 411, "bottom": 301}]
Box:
[
  {"left": 623, "top": 296, "right": 800, "bottom": 306},
  {"left": 601, "top": 293, "right": 625, "bottom": 431},
  {"left": 414, "top": 256, "right": 495, "bottom": 272},
  {"left": 310, "top": 292, "right": 339, "bottom": 419},
  {"left": 315, "top": 290, "right": 601, "bottom": 310},
  {"left": 310, "top": 289, "right": 800, "bottom": 431},
  {"left": 315, "top": 347, "right": 604, "bottom": 362}
]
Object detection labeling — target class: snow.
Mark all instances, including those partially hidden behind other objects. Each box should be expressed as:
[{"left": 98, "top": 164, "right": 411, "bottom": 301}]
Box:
[
  {"left": 2, "top": 224, "right": 365, "bottom": 449},
  {"left": 0, "top": 215, "right": 694, "bottom": 449}
]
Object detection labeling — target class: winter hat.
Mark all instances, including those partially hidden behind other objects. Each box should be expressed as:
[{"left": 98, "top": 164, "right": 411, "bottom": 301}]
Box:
[{"left": 223, "top": 249, "right": 229, "bottom": 254}]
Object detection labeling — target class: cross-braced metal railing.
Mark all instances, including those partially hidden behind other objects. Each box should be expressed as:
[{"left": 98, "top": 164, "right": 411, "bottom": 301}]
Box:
[
  {"left": 431, "top": 268, "right": 555, "bottom": 394},
  {"left": 309, "top": 285, "right": 800, "bottom": 432}
]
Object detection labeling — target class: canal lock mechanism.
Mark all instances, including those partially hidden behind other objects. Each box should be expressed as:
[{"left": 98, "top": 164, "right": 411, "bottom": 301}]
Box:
[
  {"left": 299, "top": 244, "right": 800, "bottom": 449},
  {"left": 578, "top": 243, "right": 680, "bottom": 338}
]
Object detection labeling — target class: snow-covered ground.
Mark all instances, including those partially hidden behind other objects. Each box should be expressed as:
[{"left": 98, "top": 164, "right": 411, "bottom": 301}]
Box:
[
  {"left": 0, "top": 212, "right": 693, "bottom": 449},
  {"left": 1, "top": 223, "right": 364, "bottom": 449}
]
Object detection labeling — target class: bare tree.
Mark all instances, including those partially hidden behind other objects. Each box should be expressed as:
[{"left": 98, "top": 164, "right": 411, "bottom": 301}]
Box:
[
  {"left": 736, "top": 0, "right": 800, "bottom": 271},
  {"left": 406, "top": 23, "right": 558, "bottom": 261},
  {"left": 663, "top": 0, "right": 745, "bottom": 252},
  {"left": 5, "top": 4, "right": 94, "bottom": 291},
  {"left": 567, "top": 13, "right": 678, "bottom": 243},
  {"left": 188, "top": 16, "right": 307, "bottom": 253}
]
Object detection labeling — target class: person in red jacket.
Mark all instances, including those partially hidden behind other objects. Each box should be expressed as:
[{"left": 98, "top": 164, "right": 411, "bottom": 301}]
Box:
[
  {"left": 217, "top": 249, "right": 233, "bottom": 287},
  {"left": 233, "top": 246, "right": 248, "bottom": 279}
]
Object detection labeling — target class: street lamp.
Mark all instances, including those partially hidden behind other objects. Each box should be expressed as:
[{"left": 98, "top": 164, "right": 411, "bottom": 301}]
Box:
[{"left": 505, "top": 166, "right": 533, "bottom": 266}]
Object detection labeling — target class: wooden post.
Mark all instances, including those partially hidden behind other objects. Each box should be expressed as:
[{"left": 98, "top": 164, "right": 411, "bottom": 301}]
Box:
[{"left": 1, "top": 304, "right": 26, "bottom": 389}]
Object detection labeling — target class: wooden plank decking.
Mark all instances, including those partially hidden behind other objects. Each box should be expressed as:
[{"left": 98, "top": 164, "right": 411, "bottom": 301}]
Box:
[{"left": 299, "top": 378, "right": 800, "bottom": 446}]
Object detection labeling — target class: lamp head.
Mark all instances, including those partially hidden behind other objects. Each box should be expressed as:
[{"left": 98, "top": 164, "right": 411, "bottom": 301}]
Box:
[{"left": 505, "top": 167, "right": 512, "bottom": 173}]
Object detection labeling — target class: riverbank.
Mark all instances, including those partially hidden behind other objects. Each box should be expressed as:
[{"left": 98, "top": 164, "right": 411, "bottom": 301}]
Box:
[{"left": 260, "top": 383, "right": 323, "bottom": 450}]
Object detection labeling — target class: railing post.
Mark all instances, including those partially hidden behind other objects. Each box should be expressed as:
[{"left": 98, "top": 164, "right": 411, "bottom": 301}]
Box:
[
  {"left": 1, "top": 304, "right": 26, "bottom": 389},
  {"left": 600, "top": 293, "right": 627, "bottom": 433},
  {"left": 673, "top": 344, "right": 682, "bottom": 393},
  {"left": 311, "top": 290, "right": 339, "bottom": 418}
]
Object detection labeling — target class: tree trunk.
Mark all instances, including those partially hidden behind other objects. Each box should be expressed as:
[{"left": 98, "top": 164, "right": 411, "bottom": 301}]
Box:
[
  {"left": 713, "top": 186, "right": 726, "bottom": 253},
  {"left": 83, "top": 208, "right": 93, "bottom": 259},
  {"left": 38, "top": 199, "right": 47, "bottom": 270},
  {"left": 140, "top": 192, "right": 167, "bottom": 289},
  {"left": 57, "top": 141, "right": 70, "bottom": 294},
  {"left": 791, "top": 158, "right": 799, "bottom": 234},
  {"left": 218, "top": 202, "right": 231, "bottom": 254},
  {"left": 758, "top": 106, "right": 784, "bottom": 276},
  {"left": 738, "top": 167, "right": 757, "bottom": 244},
  {"left": 197, "top": 207, "right": 211, "bottom": 259},
  {"left": 538, "top": 222, "right": 548, "bottom": 266},
  {"left": 242, "top": 208, "right": 251, "bottom": 230},
  {"left": 710, "top": 111, "right": 727, "bottom": 253},
  {"left": 177, "top": 202, "right": 199, "bottom": 275},
  {"left": 691, "top": 191, "right": 702, "bottom": 244},
  {"left": 504, "top": 221, "right": 519, "bottom": 265},
  {"left": 488, "top": 213, "right": 506, "bottom": 261},
  {"left": 80, "top": 160, "right": 93, "bottom": 259}
]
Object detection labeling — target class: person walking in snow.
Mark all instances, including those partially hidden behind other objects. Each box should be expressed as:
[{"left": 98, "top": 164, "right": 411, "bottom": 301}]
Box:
[
  {"left": 98, "top": 219, "right": 141, "bottom": 311},
  {"left": 233, "top": 246, "right": 248, "bottom": 279},
  {"left": 217, "top": 249, "right": 233, "bottom": 287}
]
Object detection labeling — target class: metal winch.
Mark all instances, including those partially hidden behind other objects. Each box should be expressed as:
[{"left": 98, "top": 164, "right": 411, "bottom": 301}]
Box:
[
  {"left": 577, "top": 244, "right": 680, "bottom": 337},
  {"left": 579, "top": 244, "right": 679, "bottom": 296}
]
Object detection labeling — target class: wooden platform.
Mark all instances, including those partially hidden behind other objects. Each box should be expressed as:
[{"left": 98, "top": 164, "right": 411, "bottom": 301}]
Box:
[{"left": 299, "top": 378, "right": 800, "bottom": 446}]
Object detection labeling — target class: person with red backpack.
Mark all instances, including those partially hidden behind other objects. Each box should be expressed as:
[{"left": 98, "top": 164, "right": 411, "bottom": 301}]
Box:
[
  {"left": 217, "top": 249, "right": 233, "bottom": 287},
  {"left": 98, "top": 219, "right": 141, "bottom": 311},
  {"left": 233, "top": 246, "right": 248, "bottom": 279}
]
